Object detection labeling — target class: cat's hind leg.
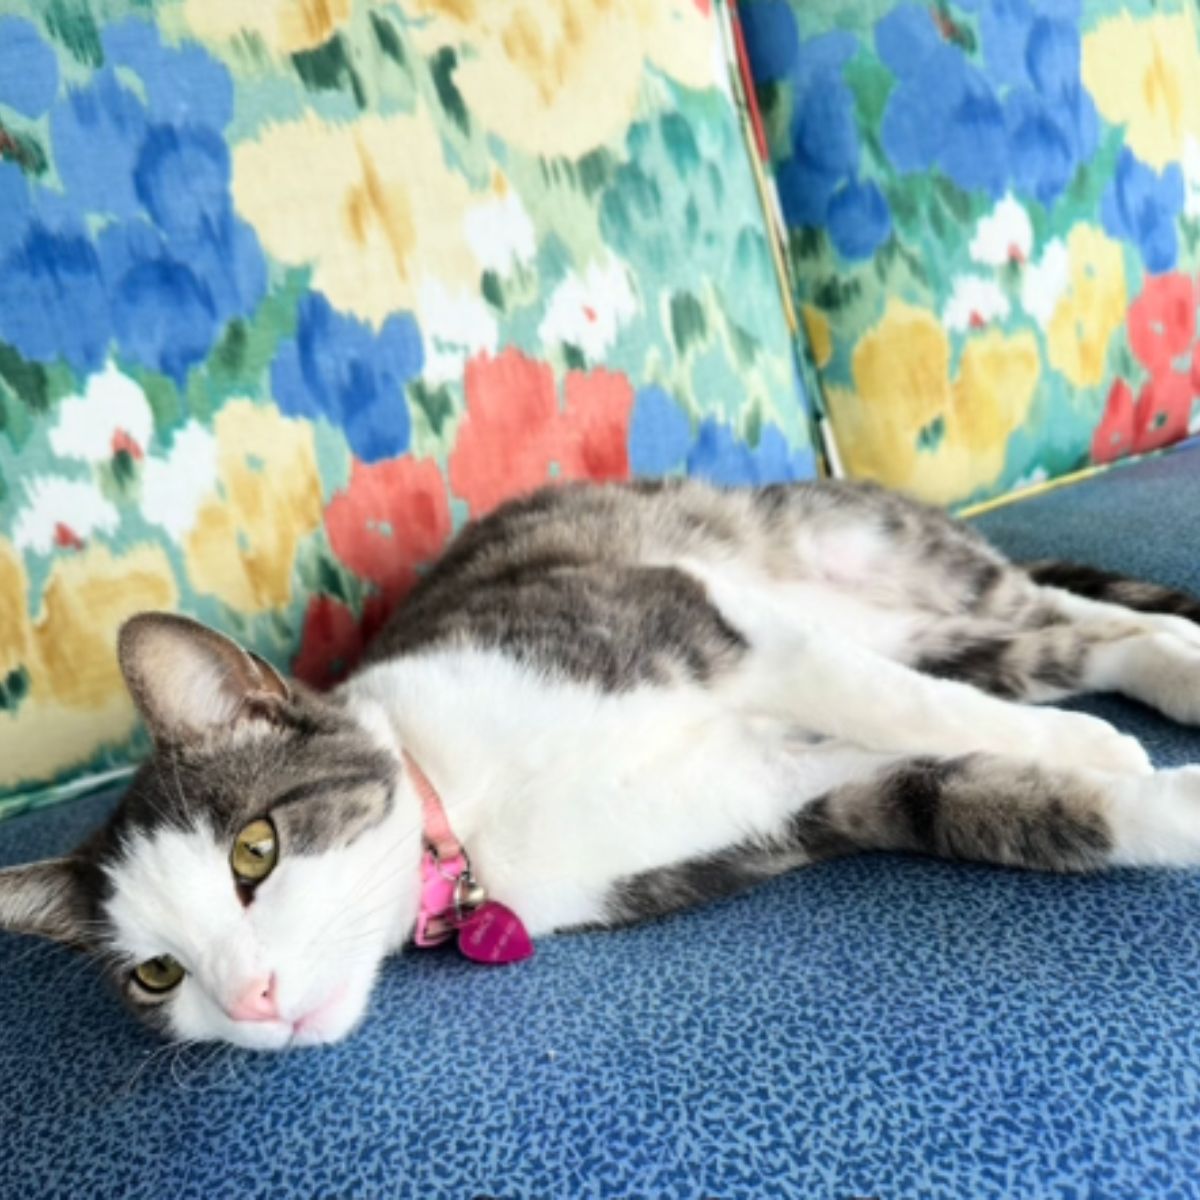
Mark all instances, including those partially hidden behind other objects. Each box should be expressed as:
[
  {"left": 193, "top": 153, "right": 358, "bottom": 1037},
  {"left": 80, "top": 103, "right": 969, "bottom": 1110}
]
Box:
[
  {"left": 808, "top": 752, "right": 1200, "bottom": 870},
  {"left": 915, "top": 580, "right": 1200, "bottom": 725},
  {"left": 598, "top": 748, "right": 1200, "bottom": 927},
  {"left": 1027, "top": 560, "right": 1200, "bottom": 638}
]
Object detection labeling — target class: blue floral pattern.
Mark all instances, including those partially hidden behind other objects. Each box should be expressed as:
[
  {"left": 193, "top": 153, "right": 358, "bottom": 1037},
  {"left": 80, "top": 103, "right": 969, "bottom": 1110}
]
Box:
[
  {"left": 629, "top": 385, "right": 816, "bottom": 485},
  {"left": 0, "top": 16, "right": 58, "bottom": 118},
  {"left": 272, "top": 294, "right": 422, "bottom": 464},
  {"left": 0, "top": 20, "right": 264, "bottom": 382},
  {"left": 743, "top": 12, "right": 891, "bottom": 261},
  {"left": 1102, "top": 147, "right": 1185, "bottom": 274}
]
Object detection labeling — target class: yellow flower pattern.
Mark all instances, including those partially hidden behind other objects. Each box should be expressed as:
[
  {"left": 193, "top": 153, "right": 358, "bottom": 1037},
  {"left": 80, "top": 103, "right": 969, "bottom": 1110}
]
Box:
[
  {"left": 178, "top": 0, "right": 352, "bottom": 56},
  {"left": 407, "top": 0, "right": 713, "bottom": 157},
  {"left": 0, "top": 541, "right": 177, "bottom": 793},
  {"left": 832, "top": 302, "right": 1040, "bottom": 506},
  {"left": 184, "top": 404, "right": 324, "bottom": 615},
  {"left": 1082, "top": 11, "right": 1200, "bottom": 171},
  {"left": 1045, "top": 226, "right": 1128, "bottom": 388},
  {"left": 233, "top": 113, "right": 479, "bottom": 325}
]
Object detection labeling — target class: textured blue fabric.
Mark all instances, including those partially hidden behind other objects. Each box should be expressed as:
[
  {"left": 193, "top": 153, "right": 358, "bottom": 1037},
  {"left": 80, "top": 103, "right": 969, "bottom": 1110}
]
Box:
[{"left": 3, "top": 452, "right": 1200, "bottom": 1199}]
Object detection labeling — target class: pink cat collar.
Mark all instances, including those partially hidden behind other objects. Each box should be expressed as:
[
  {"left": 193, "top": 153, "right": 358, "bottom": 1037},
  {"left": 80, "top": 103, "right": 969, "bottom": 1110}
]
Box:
[{"left": 404, "top": 752, "right": 534, "bottom": 965}]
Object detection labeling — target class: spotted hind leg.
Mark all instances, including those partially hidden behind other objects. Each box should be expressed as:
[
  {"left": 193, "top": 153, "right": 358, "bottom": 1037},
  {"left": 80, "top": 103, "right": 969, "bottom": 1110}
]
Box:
[
  {"left": 914, "top": 581, "right": 1200, "bottom": 725},
  {"left": 597, "top": 750, "right": 1200, "bottom": 928}
]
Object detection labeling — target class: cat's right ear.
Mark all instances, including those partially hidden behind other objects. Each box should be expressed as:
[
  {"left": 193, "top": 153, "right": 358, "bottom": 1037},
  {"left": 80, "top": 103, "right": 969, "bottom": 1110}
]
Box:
[
  {"left": 0, "top": 858, "right": 93, "bottom": 947},
  {"left": 118, "top": 612, "right": 291, "bottom": 747}
]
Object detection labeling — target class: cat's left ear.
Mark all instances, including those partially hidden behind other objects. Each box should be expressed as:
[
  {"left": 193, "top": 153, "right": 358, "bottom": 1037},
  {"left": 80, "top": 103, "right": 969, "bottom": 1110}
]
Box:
[
  {"left": 118, "top": 612, "right": 291, "bottom": 747},
  {"left": 0, "top": 858, "right": 93, "bottom": 946}
]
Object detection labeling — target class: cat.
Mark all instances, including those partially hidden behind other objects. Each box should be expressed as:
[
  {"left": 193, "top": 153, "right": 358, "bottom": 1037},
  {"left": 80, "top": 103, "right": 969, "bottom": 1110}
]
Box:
[{"left": 3, "top": 477, "right": 1200, "bottom": 1051}]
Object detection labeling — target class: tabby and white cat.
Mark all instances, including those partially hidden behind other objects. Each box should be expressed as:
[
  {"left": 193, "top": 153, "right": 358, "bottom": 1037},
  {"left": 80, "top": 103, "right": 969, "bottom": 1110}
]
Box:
[{"left": 3, "top": 479, "right": 1200, "bottom": 1050}]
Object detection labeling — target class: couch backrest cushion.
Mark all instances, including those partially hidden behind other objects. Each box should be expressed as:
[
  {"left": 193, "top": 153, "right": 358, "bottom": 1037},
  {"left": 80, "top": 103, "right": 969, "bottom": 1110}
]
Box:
[
  {"left": 740, "top": 0, "right": 1200, "bottom": 508},
  {"left": 0, "top": 1, "right": 814, "bottom": 816}
]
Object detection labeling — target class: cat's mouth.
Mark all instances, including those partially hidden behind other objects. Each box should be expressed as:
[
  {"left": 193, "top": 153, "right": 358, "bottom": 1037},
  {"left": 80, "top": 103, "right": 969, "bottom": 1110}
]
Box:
[
  {"left": 289, "top": 982, "right": 352, "bottom": 1045},
  {"left": 219, "top": 979, "right": 357, "bottom": 1049}
]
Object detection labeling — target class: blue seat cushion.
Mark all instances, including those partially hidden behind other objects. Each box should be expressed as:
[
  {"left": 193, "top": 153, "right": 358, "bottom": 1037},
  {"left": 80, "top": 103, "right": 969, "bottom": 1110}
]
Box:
[{"left": 2, "top": 451, "right": 1200, "bottom": 1198}]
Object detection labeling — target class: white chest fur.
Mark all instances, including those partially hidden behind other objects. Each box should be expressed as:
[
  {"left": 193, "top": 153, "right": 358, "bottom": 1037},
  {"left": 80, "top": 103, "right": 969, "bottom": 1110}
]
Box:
[{"left": 345, "top": 648, "right": 837, "bottom": 935}]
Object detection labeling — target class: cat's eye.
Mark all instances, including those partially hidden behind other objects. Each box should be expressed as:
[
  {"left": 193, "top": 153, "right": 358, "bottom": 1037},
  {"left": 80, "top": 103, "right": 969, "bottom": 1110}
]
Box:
[
  {"left": 132, "top": 954, "right": 185, "bottom": 994},
  {"left": 231, "top": 818, "right": 278, "bottom": 886}
]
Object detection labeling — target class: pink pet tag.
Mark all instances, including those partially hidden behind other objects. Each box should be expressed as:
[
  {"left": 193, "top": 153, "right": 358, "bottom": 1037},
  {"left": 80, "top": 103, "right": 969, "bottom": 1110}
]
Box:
[{"left": 456, "top": 900, "right": 534, "bottom": 965}]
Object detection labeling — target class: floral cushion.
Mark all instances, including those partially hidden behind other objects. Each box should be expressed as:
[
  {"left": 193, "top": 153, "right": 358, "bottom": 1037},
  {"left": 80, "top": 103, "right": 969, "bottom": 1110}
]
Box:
[
  {"left": 739, "top": 0, "right": 1200, "bottom": 507},
  {"left": 0, "top": 1, "right": 815, "bottom": 815}
]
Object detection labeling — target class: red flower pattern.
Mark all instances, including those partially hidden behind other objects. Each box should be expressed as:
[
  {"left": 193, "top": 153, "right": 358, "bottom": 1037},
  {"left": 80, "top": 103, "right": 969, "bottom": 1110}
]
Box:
[
  {"left": 450, "top": 349, "right": 634, "bottom": 517},
  {"left": 1128, "top": 273, "right": 1196, "bottom": 375},
  {"left": 296, "top": 456, "right": 453, "bottom": 688},
  {"left": 558, "top": 368, "right": 635, "bottom": 482},
  {"left": 292, "top": 595, "right": 364, "bottom": 690},
  {"left": 450, "top": 349, "right": 561, "bottom": 517},
  {"left": 1098, "top": 272, "right": 1200, "bottom": 463},
  {"left": 325, "top": 456, "right": 451, "bottom": 600},
  {"left": 1091, "top": 378, "right": 1135, "bottom": 464},
  {"left": 1133, "top": 370, "right": 1193, "bottom": 453}
]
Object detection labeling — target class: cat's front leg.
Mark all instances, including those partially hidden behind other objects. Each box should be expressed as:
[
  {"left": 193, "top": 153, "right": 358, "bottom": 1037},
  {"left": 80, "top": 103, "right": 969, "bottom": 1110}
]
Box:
[{"left": 732, "top": 628, "right": 1151, "bottom": 776}]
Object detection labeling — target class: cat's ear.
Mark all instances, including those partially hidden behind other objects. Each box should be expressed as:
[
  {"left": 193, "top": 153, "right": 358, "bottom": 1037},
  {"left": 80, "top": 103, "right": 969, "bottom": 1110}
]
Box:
[
  {"left": 118, "top": 612, "right": 291, "bottom": 746},
  {"left": 0, "top": 858, "right": 93, "bottom": 946}
]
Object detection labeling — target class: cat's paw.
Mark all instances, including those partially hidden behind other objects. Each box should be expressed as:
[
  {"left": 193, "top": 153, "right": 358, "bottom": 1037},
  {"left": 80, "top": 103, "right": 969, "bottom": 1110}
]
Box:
[{"left": 1035, "top": 711, "right": 1152, "bottom": 776}]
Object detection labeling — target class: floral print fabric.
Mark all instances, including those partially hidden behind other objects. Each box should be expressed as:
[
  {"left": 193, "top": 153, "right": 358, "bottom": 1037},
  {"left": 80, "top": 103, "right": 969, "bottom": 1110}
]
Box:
[
  {"left": 740, "top": 0, "right": 1200, "bottom": 507},
  {"left": 0, "top": 0, "right": 815, "bottom": 813}
]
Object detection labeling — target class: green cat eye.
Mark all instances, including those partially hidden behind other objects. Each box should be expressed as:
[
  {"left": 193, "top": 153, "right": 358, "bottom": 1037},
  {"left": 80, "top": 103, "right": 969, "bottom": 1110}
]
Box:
[
  {"left": 231, "top": 818, "right": 278, "bottom": 885},
  {"left": 133, "top": 954, "right": 185, "bottom": 994}
]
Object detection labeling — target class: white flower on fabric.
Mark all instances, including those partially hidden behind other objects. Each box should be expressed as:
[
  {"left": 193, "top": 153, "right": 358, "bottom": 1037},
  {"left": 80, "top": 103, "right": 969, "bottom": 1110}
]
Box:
[
  {"left": 13, "top": 477, "right": 119, "bottom": 554},
  {"left": 463, "top": 186, "right": 537, "bottom": 276},
  {"left": 1183, "top": 135, "right": 1200, "bottom": 219},
  {"left": 538, "top": 256, "right": 638, "bottom": 360},
  {"left": 417, "top": 280, "right": 499, "bottom": 386},
  {"left": 942, "top": 276, "right": 1011, "bottom": 333},
  {"left": 1011, "top": 465, "right": 1050, "bottom": 492},
  {"left": 141, "top": 422, "right": 219, "bottom": 540},
  {"left": 1020, "top": 238, "right": 1070, "bottom": 327},
  {"left": 969, "top": 194, "right": 1034, "bottom": 267},
  {"left": 49, "top": 361, "right": 154, "bottom": 463}
]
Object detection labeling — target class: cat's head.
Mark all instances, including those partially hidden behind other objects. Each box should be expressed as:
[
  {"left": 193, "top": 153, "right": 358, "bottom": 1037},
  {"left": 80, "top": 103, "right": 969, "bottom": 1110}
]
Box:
[{"left": 0, "top": 614, "right": 420, "bottom": 1050}]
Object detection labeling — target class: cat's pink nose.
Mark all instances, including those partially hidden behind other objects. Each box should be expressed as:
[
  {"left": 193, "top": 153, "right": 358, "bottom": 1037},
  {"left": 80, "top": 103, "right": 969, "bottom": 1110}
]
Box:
[{"left": 227, "top": 973, "right": 279, "bottom": 1022}]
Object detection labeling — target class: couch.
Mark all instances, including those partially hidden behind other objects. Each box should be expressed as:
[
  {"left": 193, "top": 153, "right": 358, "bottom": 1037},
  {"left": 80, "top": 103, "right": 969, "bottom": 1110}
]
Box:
[{"left": 2, "top": 1, "right": 1200, "bottom": 1196}]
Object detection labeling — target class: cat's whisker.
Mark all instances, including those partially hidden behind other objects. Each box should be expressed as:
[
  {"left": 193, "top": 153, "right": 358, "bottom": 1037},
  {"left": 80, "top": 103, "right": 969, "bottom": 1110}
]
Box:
[
  {"left": 298, "top": 824, "right": 419, "bottom": 956},
  {"left": 44, "top": 949, "right": 102, "bottom": 993},
  {"left": 123, "top": 1038, "right": 194, "bottom": 1094},
  {"left": 305, "top": 881, "right": 408, "bottom": 955},
  {"left": 172, "top": 1040, "right": 238, "bottom": 1093},
  {"left": 2, "top": 937, "right": 69, "bottom": 971}
]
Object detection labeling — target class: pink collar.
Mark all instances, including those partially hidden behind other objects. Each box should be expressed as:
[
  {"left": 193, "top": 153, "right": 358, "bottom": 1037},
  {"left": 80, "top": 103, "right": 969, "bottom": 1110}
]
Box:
[{"left": 405, "top": 752, "right": 533, "bottom": 965}]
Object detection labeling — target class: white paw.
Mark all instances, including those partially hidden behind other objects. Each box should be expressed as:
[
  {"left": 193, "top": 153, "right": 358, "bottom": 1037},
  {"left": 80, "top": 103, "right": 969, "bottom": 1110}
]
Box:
[
  {"left": 1141, "top": 637, "right": 1200, "bottom": 726},
  {"left": 1035, "top": 712, "right": 1152, "bottom": 776},
  {"left": 1147, "top": 613, "right": 1200, "bottom": 653}
]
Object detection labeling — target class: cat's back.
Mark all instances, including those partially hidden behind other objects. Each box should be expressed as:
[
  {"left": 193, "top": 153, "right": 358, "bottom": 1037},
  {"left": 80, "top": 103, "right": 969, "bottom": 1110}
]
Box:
[
  {"left": 356, "top": 477, "right": 991, "bottom": 684},
  {"left": 358, "top": 479, "right": 767, "bottom": 682}
]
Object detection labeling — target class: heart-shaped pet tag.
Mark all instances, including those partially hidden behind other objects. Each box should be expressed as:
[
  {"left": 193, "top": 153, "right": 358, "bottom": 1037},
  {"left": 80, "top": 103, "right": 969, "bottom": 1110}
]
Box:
[{"left": 456, "top": 900, "right": 534, "bottom": 965}]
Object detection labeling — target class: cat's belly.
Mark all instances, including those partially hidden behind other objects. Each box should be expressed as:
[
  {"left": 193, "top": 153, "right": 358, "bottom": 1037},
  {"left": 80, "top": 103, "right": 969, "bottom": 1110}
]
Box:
[{"left": 673, "top": 555, "right": 924, "bottom": 661}]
